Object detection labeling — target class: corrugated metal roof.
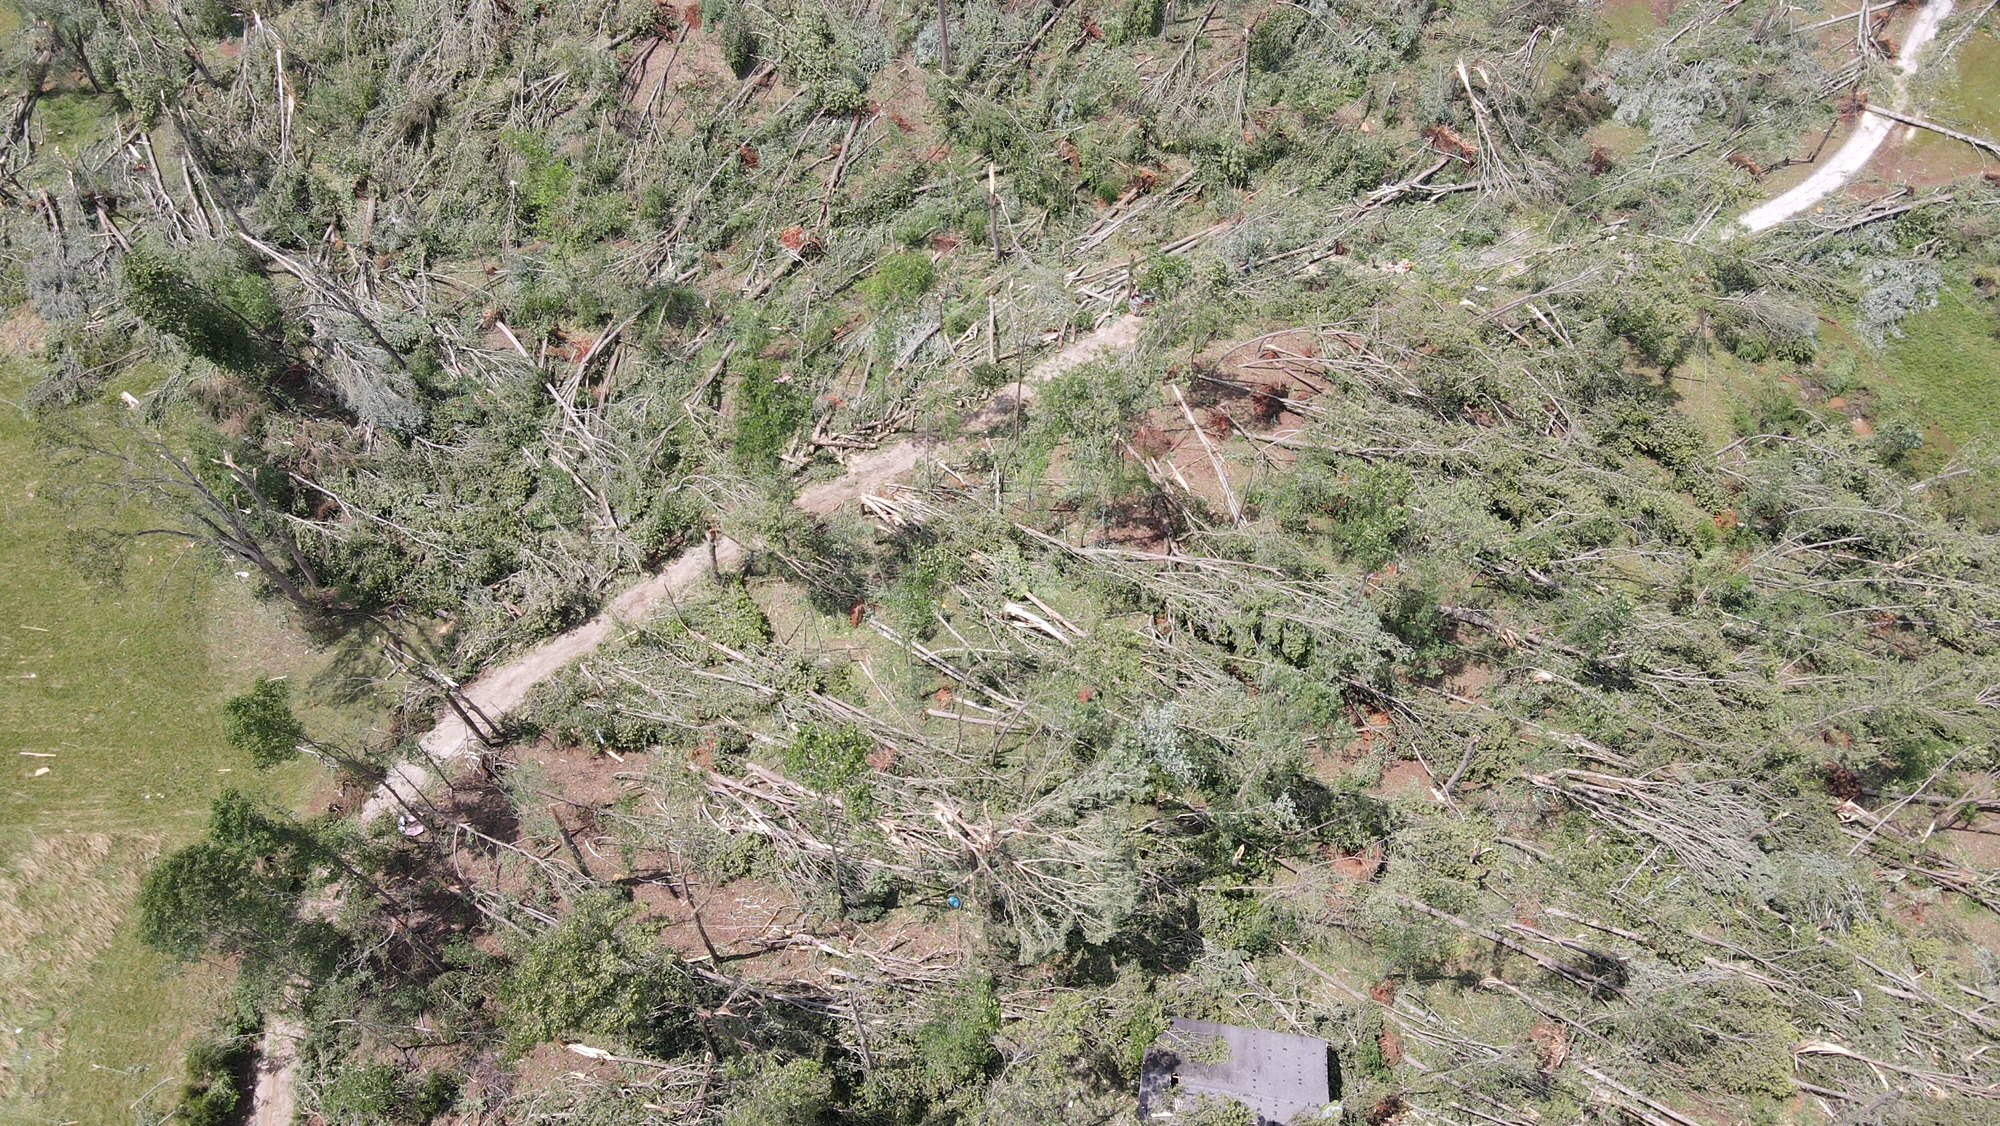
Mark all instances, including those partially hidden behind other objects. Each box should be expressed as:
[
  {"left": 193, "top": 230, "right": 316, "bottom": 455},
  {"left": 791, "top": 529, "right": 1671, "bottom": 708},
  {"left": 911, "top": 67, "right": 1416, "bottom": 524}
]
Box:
[{"left": 1138, "top": 1017, "right": 1336, "bottom": 1124}]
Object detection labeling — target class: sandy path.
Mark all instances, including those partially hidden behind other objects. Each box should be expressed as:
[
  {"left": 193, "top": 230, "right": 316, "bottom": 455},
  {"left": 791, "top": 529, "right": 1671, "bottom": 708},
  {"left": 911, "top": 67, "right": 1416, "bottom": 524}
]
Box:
[
  {"left": 357, "top": 441, "right": 928, "bottom": 822},
  {"left": 246, "top": 1018, "right": 301, "bottom": 1126},
  {"left": 1739, "top": 0, "right": 1956, "bottom": 233}
]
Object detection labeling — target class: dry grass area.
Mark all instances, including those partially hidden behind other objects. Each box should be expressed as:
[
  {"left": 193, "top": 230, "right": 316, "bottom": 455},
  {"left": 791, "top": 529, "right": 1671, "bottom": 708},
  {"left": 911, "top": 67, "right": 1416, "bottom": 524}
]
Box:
[
  {"left": 0, "top": 328, "right": 341, "bottom": 1121},
  {"left": 0, "top": 833, "right": 155, "bottom": 1098}
]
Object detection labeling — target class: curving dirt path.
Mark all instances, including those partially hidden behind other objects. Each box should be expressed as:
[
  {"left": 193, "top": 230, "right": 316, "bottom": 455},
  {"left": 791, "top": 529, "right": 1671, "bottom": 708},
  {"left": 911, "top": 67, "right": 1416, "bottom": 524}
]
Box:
[
  {"left": 1739, "top": 0, "right": 1957, "bottom": 233},
  {"left": 246, "top": 1017, "right": 301, "bottom": 1126},
  {"left": 356, "top": 439, "right": 930, "bottom": 823}
]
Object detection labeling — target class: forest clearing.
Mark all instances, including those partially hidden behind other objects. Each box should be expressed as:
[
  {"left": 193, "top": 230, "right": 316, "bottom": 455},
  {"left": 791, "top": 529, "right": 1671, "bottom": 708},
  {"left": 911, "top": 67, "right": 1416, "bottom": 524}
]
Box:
[{"left": 4, "top": 0, "right": 2000, "bottom": 1124}]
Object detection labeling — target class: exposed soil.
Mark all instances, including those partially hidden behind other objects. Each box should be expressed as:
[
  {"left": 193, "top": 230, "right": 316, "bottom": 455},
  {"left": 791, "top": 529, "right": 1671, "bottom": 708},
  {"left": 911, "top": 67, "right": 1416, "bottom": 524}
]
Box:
[
  {"left": 1739, "top": 0, "right": 1957, "bottom": 232},
  {"left": 246, "top": 1018, "right": 302, "bottom": 1126},
  {"left": 1326, "top": 842, "right": 1385, "bottom": 886},
  {"left": 0, "top": 305, "right": 49, "bottom": 356},
  {"left": 1374, "top": 759, "right": 1435, "bottom": 801}
]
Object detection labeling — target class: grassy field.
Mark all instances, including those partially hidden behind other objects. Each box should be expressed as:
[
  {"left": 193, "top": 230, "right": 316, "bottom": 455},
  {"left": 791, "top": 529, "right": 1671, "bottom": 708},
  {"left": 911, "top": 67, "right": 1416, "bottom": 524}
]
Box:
[
  {"left": 1907, "top": 31, "right": 2000, "bottom": 170},
  {"left": 1599, "top": 0, "right": 1666, "bottom": 49},
  {"left": 1877, "top": 282, "right": 2000, "bottom": 444},
  {"left": 0, "top": 314, "right": 336, "bottom": 1125}
]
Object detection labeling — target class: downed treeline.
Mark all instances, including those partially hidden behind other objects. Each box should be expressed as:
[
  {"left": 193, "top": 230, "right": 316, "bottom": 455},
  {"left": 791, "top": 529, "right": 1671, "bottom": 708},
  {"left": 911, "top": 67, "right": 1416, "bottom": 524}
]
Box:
[{"left": 9, "top": 0, "right": 2000, "bottom": 1121}]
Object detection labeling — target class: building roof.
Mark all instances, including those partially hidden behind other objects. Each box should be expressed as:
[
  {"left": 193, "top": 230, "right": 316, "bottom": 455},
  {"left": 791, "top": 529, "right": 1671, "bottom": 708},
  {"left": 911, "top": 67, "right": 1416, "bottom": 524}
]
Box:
[{"left": 1138, "top": 1017, "right": 1336, "bottom": 1125}]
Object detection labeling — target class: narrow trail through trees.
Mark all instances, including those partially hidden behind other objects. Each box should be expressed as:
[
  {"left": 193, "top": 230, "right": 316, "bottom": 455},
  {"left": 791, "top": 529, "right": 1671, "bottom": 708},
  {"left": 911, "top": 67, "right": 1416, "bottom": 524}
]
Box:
[
  {"left": 246, "top": 1019, "right": 301, "bottom": 1126},
  {"left": 1739, "top": 0, "right": 1957, "bottom": 233},
  {"left": 356, "top": 440, "right": 923, "bottom": 822}
]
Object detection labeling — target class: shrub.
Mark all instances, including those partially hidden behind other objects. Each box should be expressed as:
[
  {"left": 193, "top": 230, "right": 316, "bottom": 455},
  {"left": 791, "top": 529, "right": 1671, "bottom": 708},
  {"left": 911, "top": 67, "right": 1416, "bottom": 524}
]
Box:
[
  {"left": 498, "top": 891, "right": 699, "bottom": 1055},
  {"left": 1265, "top": 459, "right": 1413, "bottom": 570},
  {"left": 503, "top": 131, "right": 577, "bottom": 236},
  {"left": 1601, "top": 248, "right": 1704, "bottom": 369},
  {"left": 783, "top": 5, "right": 867, "bottom": 111},
  {"left": 917, "top": 975, "right": 1000, "bottom": 1092},
  {"left": 1109, "top": 0, "right": 1165, "bottom": 45},
  {"left": 860, "top": 251, "right": 937, "bottom": 310},
  {"left": 721, "top": 11, "right": 760, "bottom": 77},
  {"left": 1195, "top": 883, "right": 1288, "bottom": 955},
  {"left": 1174, "top": 1094, "right": 1256, "bottom": 1126},
  {"left": 1374, "top": 580, "right": 1454, "bottom": 679},
  {"left": 722, "top": 1055, "right": 836, "bottom": 1126},
  {"left": 411, "top": 1071, "right": 461, "bottom": 1120},
  {"left": 1857, "top": 259, "right": 1942, "bottom": 349},
  {"left": 884, "top": 544, "right": 960, "bottom": 639},
  {"left": 783, "top": 723, "right": 874, "bottom": 793},
  {"left": 733, "top": 360, "right": 809, "bottom": 468},
  {"left": 321, "top": 1062, "right": 403, "bottom": 1125},
  {"left": 120, "top": 242, "right": 279, "bottom": 376},
  {"left": 176, "top": 1036, "right": 252, "bottom": 1126},
  {"left": 223, "top": 676, "right": 308, "bottom": 768}
]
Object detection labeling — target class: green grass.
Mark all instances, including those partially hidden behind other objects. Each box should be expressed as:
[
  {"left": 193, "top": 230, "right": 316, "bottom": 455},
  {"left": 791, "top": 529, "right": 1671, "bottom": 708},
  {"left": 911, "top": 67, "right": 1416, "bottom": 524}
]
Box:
[
  {"left": 1671, "top": 347, "right": 1768, "bottom": 448},
  {"left": 1600, "top": 0, "right": 1665, "bottom": 48},
  {"left": 0, "top": 342, "right": 337, "bottom": 1124},
  {"left": 33, "top": 95, "right": 112, "bottom": 158},
  {"left": 1876, "top": 282, "right": 2000, "bottom": 443},
  {"left": 1908, "top": 32, "right": 2000, "bottom": 167}
]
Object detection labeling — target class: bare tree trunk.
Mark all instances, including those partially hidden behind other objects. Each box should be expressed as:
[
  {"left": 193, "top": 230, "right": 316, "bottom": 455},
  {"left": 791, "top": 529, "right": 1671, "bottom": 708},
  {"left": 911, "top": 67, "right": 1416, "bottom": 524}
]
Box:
[{"left": 154, "top": 445, "right": 322, "bottom": 610}]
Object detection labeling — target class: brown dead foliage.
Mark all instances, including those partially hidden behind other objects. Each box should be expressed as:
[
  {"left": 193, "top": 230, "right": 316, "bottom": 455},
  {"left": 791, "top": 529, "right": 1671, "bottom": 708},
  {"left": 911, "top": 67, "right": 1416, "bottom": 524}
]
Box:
[
  {"left": 1823, "top": 763, "right": 1865, "bottom": 803},
  {"left": 1367, "top": 1093, "right": 1408, "bottom": 1125},
  {"left": 1424, "top": 125, "right": 1477, "bottom": 163},
  {"left": 1132, "top": 423, "right": 1174, "bottom": 458},
  {"left": 1530, "top": 1018, "right": 1569, "bottom": 1073}
]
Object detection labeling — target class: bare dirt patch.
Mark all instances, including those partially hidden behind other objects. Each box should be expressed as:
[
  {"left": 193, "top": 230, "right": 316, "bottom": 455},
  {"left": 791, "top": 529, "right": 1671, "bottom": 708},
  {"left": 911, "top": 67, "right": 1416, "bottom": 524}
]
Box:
[
  {"left": 625, "top": 22, "right": 741, "bottom": 121},
  {"left": 1327, "top": 842, "right": 1385, "bottom": 886},
  {"left": 246, "top": 1018, "right": 302, "bottom": 1126},
  {"left": 1374, "top": 759, "right": 1434, "bottom": 800}
]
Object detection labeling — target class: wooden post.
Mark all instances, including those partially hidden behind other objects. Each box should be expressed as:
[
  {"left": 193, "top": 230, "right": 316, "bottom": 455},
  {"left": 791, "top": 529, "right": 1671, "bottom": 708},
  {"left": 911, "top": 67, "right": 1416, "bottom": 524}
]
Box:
[
  {"left": 1235, "top": 25, "right": 1250, "bottom": 132},
  {"left": 988, "top": 162, "right": 1003, "bottom": 259}
]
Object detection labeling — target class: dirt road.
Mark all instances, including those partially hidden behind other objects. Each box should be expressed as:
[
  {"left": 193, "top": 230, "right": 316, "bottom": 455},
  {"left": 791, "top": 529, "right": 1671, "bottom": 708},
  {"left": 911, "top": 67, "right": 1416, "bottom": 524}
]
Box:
[
  {"left": 246, "top": 1018, "right": 301, "bottom": 1126},
  {"left": 1739, "top": 0, "right": 1956, "bottom": 233},
  {"left": 357, "top": 439, "right": 928, "bottom": 822}
]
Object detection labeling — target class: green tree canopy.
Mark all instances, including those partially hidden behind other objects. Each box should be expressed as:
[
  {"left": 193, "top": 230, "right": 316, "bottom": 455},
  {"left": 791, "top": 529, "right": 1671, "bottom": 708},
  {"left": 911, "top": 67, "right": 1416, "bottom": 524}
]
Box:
[
  {"left": 119, "top": 242, "right": 280, "bottom": 376},
  {"left": 135, "top": 841, "right": 300, "bottom": 962},
  {"left": 498, "top": 890, "right": 701, "bottom": 1056},
  {"left": 223, "top": 676, "right": 309, "bottom": 769}
]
